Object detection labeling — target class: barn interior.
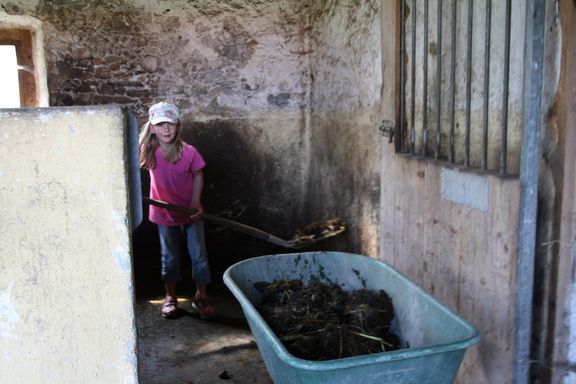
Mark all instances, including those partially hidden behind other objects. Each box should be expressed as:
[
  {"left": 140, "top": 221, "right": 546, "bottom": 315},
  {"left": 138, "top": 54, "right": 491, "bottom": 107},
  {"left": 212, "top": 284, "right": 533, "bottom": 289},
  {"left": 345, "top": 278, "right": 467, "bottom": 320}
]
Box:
[{"left": 1, "top": 1, "right": 575, "bottom": 384}]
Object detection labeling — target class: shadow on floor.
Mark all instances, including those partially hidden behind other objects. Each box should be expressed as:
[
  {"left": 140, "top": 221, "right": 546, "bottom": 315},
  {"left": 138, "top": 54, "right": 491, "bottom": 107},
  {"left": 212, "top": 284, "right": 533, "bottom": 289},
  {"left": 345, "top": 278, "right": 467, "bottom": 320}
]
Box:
[{"left": 136, "top": 284, "right": 273, "bottom": 384}]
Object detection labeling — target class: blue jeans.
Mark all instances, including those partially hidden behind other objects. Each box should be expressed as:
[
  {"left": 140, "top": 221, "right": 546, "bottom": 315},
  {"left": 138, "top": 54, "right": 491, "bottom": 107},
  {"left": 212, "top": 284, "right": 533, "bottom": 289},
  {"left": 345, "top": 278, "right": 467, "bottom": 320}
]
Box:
[{"left": 157, "top": 220, "right": 211, "bottom": 285}]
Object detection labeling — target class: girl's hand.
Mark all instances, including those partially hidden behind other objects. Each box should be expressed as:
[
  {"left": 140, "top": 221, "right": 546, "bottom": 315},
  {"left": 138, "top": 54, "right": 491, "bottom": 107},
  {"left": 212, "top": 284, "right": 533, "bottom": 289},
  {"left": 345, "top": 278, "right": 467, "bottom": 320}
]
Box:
[
  {"left": 190, "top": 170, "right": 205, "bottom": 221},
  {"left": 189, "top": 204, "right": 204, "bottom": 221}
]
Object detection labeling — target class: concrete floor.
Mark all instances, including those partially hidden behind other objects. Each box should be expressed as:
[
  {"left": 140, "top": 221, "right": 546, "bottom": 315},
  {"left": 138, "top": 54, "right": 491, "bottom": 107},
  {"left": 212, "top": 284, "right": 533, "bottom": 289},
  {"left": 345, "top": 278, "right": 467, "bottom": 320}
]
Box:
[{"left": 136, "top": 285, "right": 273, "bottom": 384}]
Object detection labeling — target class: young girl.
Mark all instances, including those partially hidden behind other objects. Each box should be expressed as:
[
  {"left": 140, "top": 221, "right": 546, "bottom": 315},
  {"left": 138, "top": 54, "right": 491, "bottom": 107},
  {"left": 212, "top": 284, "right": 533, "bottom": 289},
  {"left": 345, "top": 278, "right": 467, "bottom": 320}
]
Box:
[{"left": 139, "top": 101, "right": 216, "bottom": 319}]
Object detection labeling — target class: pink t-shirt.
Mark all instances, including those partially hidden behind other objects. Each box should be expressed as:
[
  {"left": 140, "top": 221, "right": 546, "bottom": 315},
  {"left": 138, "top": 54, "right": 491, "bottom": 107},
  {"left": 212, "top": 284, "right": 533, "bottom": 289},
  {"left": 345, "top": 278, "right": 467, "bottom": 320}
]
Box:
[{"left": 149, "top": 142, "right": 206, "bottom": 226}]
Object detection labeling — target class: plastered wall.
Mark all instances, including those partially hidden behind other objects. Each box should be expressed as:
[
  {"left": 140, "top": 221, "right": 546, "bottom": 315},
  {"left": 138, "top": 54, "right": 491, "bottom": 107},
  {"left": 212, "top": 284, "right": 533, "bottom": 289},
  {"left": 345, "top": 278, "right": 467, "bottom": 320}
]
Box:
[
  {"left": 0, "top": 106, "right": 137, "bottom": 384},
  {"left": 306, "top": 0, "right": 383, "bottom": 257}
]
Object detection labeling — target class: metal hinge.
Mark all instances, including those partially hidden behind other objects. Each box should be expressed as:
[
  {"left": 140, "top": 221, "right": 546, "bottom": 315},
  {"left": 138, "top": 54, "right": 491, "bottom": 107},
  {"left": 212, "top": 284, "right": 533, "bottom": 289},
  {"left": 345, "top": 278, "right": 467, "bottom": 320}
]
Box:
[{"left": 379, "top": 120, "right": 395, "bottom": 143}]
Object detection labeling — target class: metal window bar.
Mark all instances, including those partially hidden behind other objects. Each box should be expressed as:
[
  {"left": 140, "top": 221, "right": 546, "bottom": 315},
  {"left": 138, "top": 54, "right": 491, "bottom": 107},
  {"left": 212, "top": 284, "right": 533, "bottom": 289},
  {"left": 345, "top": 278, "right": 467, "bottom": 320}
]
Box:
[
  {"left": 422, "top": 0, "right": 429, "bottom": 157},
  {"left": 399, "top": 0, "right": 516, "bottom": 176},
  {"left": 434, "top": 0, "right": 443, "bottom": 160},
  {"left": 449, "top": 0, "right": 457, "bottom": 163},
  {"left": 410, "top": 0, "right": 417, "bottom": 155},
  {"left": 501, "top": 0, "right": 512, "bottom": 174},
  {"left": 464, "top": 0, "right": 473, "bottom": 167},
  {"left": 482, "top": 0, "right": 491, "bottom": 170},
  {"left": 399, "top": 0, "right": 406, "bottom": 151}
]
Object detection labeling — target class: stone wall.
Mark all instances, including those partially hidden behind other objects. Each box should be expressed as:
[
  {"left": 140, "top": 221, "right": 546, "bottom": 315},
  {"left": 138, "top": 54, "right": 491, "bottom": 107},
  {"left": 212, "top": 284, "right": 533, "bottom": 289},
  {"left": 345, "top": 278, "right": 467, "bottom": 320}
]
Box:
[{"left": 2, "top": 0, "right": 311, "bottom": 118}]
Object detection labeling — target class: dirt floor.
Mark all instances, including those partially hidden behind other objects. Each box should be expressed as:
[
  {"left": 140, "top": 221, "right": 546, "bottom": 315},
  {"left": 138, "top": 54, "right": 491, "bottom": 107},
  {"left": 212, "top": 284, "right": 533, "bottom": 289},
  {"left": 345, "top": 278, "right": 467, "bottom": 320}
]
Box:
[{"left": 136, "top": 284, "right": 273, "bottom": 384}]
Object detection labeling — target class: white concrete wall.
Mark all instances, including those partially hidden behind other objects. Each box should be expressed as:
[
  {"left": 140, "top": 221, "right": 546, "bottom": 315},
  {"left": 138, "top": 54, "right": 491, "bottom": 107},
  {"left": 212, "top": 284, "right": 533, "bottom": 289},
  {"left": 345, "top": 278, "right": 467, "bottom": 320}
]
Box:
[{"left": 0, "top": 106, "right": 137, "bottom": 383}]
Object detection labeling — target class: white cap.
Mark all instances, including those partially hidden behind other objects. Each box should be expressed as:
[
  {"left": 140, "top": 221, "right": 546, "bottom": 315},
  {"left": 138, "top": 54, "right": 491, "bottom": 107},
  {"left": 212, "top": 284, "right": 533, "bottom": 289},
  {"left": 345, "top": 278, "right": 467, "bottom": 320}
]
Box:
[{"left": 148, "top": 102, "right": 179, "bottom": 125}]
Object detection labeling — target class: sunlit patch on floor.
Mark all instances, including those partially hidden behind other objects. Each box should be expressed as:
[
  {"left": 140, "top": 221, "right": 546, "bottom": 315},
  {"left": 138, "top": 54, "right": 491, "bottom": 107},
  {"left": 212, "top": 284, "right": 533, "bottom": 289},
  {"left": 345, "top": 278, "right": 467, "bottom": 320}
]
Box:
[
  {"left": 137, "top": 288, "right": 273, "bottom": 383},
  {"left": 148, "top": 297, "right": 191, "bottom": 305}
]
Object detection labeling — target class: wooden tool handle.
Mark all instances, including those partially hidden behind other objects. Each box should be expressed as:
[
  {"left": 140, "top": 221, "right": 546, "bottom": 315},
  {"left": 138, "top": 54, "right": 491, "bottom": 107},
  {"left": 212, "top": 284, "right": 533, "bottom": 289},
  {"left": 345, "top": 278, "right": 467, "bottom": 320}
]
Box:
[{"left": 143, "top": 197, "right": 297, "bottom": 248}]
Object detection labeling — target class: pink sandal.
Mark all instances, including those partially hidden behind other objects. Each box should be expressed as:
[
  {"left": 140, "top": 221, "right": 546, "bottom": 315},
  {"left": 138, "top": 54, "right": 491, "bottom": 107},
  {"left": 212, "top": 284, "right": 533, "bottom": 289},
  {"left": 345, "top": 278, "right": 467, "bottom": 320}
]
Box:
[
  {"left": 161, "top": 296, "right": 179, "bottom": 319},
  {"left": 192, "top": 296, "right": 217, "bottom": 319}
]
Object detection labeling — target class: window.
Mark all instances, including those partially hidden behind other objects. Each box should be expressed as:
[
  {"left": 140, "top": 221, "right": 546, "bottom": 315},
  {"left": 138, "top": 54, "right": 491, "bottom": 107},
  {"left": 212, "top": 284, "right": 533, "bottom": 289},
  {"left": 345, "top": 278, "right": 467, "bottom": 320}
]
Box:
[
  {"left": 397, "top": 0, "right": 524, "bottom": 176},
  {"left": 0, "top": 45, "right": 21, "bottom": 107},
  {"left": 0, "top": 28, "right": 38, "bottom": 107}
]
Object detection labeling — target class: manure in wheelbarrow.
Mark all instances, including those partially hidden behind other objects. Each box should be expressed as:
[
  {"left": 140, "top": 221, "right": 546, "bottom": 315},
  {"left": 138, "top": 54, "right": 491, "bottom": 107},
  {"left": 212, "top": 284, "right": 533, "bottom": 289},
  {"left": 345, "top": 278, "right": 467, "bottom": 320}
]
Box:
[{"left": 255, "top": 279, "right": 401, "bottom": 361}]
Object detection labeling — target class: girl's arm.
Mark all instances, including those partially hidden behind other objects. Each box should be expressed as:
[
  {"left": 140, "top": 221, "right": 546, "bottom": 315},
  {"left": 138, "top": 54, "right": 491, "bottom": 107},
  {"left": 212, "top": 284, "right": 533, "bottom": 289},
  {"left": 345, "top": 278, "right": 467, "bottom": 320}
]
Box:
[{"left": 190, "top": 169, "right": 204, "bottom": 219}]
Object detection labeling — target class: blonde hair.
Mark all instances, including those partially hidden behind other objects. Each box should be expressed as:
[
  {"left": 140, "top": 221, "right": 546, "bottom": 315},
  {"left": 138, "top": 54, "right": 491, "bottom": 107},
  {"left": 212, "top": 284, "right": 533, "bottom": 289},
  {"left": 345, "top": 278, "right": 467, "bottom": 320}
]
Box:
[{"left": 139, "top": 121, "right": 184, "bottom": 169}]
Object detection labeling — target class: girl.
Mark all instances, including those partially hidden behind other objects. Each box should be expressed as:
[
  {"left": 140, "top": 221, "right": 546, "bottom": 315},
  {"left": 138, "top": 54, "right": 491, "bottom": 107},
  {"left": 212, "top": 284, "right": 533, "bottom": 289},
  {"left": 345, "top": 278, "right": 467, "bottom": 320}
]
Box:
[{"left": 139, "top": 101, "right": 216, "bottom": 319}]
